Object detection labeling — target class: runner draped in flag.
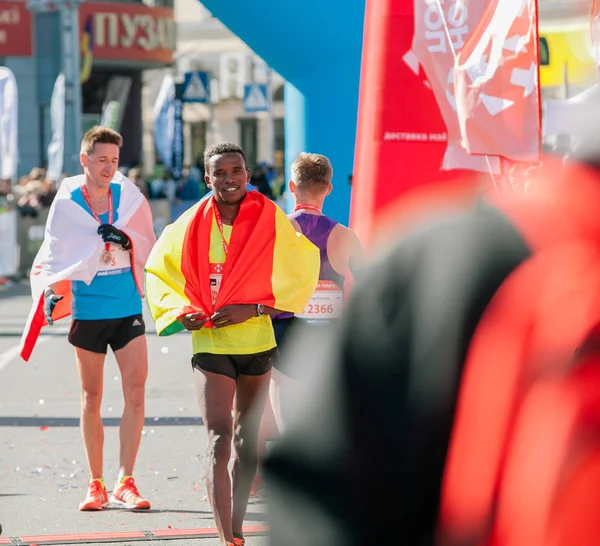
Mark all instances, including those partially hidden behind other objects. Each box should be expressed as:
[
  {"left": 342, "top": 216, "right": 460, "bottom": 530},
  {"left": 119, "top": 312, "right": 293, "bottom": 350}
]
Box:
[
  {"left": 20, "top": 126, "right": 156, "bottom": 512},
  {"left": 145, "top": 143, "right": 319, "bottom": 546}
]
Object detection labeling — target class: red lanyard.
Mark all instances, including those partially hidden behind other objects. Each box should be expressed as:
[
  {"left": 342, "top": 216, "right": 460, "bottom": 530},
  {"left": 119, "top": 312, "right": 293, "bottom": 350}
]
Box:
[
  {"left": 294, "top": 204, "right": 322, "bottom": 214},
  {"left": 82, "top": 185, "right": 113, "bottom": 251},
  {"left": 213, "top": 204, "right": 229, "bottom": 256},
  {"left": 81, "top": 185, "right": 114, "bottom": 224}
]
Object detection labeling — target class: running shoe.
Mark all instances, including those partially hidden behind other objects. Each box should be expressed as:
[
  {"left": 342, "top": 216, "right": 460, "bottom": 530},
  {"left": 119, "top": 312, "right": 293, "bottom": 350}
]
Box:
[
  {"left": 109, "top": 477, "right": 151, "bottom": 510},
  {"left": 79, "top": 479, "right": 109, "bottom": 511}
]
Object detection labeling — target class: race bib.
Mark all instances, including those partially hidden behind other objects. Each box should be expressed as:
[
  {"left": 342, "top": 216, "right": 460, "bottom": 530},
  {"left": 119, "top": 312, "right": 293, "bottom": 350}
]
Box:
[
  {"left": 96, "top": 244, "right": 131, "bottom": 277},
  {"left": 296, "top": 280, "right": 343, "bottom": 323},
  {"left": 210, "top": 263, "right": 224, "bottom": 305}
]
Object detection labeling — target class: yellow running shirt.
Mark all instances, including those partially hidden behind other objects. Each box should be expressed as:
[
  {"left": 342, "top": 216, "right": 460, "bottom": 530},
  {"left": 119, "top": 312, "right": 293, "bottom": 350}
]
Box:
[{"left": 191, "top": 214, "right": 276, "bottom": 355}]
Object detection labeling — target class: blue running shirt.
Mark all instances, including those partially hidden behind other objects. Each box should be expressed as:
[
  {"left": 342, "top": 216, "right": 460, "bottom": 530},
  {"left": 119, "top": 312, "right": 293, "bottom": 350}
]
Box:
[{"left": 70, "top": 183, "right": 142, "bottom": 320}]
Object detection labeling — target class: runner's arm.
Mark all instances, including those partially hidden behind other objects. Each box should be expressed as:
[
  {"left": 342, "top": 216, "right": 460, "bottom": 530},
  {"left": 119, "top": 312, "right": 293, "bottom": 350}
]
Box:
[{"left": 347, "top": 229, "right": 365, "bottom": 279}]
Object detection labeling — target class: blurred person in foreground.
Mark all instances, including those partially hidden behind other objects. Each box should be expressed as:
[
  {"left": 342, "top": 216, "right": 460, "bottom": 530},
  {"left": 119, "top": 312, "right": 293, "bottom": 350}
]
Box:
[
  {"left": 145, "top": 143, "right": 319, "bottom": 546},
  {"left": 19, "top": 126, "right": 156, "bottom": 512},
  {"left": 264, "top": 144, "right": 600, "bottom": 546}
]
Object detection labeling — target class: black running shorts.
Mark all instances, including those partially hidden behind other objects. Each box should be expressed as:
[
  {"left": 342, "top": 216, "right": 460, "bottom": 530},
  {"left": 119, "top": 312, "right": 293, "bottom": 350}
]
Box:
[
  {"left": 272, "top": 317, "right": 298, "bottom": 349},
  {"left": 68, "top": 314, "right": 146, "bottom": 354},
  {"left": 191, "top": 347, "right": 278, "bottom": 380}
]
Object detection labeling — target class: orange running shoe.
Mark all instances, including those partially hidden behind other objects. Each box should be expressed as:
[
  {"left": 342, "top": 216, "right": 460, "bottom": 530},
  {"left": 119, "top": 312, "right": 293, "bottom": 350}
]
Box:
[
  {"left": 109, "top": 477, "right": 151, "bottom": 510},
  {"left": 79, "top": 479, "right": 109, "bottom": 511},
  {"left": 234, "top": 535, "right": 246, "bottom": 545}
]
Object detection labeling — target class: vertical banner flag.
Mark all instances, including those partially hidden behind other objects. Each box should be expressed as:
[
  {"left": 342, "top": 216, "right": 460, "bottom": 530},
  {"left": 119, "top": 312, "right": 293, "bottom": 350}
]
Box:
[
  {"left": 0, "top": 67, "right": 18, "bottom": 181},
  {"left": 100, "top": 75, "right": 132, "bottom": 132},
  {"left": 411, "top": 0, "right": 501, "bottom": 173},
  {"left": 47, "top": 73, "right": 65, "bottom": 182},
  {"left": 153, "top": 73, "right": 175, "bottom": 172},
  {"left": 454, "top": 0, "right": 541, "bottom": 162},
  {"left": 80, "top": 15, "right": 94, "bottom": 84},
  {"left": 592, "top": 0, "right": 600, "bottom": 78},
  {"left": 171, "top": 83, "right": 184, "bottom": 182},
  {"left": 350, "top": 0, "right": 485, "bottom": 247}
]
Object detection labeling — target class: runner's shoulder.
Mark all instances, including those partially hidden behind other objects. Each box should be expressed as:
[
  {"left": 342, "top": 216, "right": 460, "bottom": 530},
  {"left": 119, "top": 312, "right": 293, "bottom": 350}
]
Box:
[{"left": 331, "top": 223, "right": 362, "bottom": 250}]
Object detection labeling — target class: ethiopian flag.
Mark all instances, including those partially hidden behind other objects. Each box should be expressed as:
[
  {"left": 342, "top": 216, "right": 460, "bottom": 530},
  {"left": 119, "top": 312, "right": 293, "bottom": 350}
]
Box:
[{"left": 145, "top": 191, "right": 320, "bottom": 336}]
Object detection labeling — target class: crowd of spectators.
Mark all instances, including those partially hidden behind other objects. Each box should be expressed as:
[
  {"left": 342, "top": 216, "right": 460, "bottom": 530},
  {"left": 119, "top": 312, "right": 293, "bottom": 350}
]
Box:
[{"left": 0, "top": 158, "right": 286, "bottom": 219}]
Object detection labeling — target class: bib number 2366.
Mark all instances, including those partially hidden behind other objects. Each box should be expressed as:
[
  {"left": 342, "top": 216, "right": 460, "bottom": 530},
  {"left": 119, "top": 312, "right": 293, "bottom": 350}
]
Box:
[{"left": 296, "top": 281, "right": 343, "bottom": 322}]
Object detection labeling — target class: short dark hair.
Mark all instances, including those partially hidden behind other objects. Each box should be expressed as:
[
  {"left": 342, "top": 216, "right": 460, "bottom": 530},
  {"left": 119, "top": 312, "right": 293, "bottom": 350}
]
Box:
[
  {"left": 80, "top": 126, "right": 123, "bottom": 155},
  {"left": 203, "top": 143, "right": 247, "bottom": 174}
]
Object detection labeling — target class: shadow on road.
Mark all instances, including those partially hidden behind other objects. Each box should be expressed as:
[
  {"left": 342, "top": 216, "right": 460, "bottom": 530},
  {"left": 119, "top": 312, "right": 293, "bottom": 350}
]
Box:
[
  {"left": 0, "top": 494, "right": 29, "bottom": 498},
  {"left": 0, "top": 416, "right": 204, "bottom": 427}
]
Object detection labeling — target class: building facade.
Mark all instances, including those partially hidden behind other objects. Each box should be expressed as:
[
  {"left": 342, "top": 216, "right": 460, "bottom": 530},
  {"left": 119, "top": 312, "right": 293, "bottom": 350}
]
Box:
[
  {"left": 141, "top": 0, "right": 286, "bottom": 179},
  {"left": 0, "top": 0, "right": 176, "bottom": 179}
]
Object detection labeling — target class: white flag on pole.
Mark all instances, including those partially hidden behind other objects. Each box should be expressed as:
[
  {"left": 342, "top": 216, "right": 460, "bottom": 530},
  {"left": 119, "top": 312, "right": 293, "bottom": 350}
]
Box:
[
  {"left": 153, "top": 74, "right": 175, "bottom": 171},
  {"left": 0, "top": 67, "right": 18, "bottom": 181},
  {"left": 47, "top": 73, "right": 66, "bottom": 182}
]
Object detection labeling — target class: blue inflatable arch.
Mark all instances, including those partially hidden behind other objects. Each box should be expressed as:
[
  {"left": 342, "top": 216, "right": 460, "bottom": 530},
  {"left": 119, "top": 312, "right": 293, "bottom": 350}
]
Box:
[{"left": 199, "top": 0, "right": 366, "bottom": 224}]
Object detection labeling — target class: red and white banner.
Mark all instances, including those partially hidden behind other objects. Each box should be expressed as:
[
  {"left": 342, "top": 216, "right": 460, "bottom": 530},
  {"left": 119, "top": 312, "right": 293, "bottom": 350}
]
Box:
[
  {"left": 412, "top": 0, "right": 501, "bottom": 173},
  {"left": 454, "top": 0, "right": 541, "bottom": 162},
  {"left": 592, "top": 0, "right": 600, "bottom": 76},
  {"left": 350, "top": 0, "right": 482, "bottom": 249}
]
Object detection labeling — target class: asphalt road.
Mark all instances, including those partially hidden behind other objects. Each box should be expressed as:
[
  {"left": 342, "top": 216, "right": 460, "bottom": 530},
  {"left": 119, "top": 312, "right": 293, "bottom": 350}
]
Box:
[{"left": 0, "top": 282, "right": 269, "bottom": 546}]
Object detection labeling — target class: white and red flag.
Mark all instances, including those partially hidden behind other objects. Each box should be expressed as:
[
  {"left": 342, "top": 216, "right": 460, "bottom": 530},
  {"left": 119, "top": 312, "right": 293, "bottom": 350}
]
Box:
[
  {"left": 453, "top": 0, "right": 541, "bottom": 162},
  {"left": 412, "top": 0, "right": 501, "bottom": 173}
]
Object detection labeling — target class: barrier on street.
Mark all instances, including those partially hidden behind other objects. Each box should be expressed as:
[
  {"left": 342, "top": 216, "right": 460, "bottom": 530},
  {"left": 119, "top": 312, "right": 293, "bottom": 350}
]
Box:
[
  {"left": 16, "top": 208, "right": 49, "bottom": 277},
  {"left": 0, "top": 210, "right": 17, "bottom": 277},
  {"left": 15, "top": 199, "right": 173, "bottom": 276},
  {"left": 149, "top": 199, "right": 171, "bottom": 238}
]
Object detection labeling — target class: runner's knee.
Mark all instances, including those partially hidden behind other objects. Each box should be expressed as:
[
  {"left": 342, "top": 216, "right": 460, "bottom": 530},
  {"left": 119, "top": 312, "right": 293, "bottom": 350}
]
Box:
[
  {"left": 233, "top": 422, "right": 259, "bottom": 459},
  {"left": 206, "top": 427, "right": 232, "bottom": 462},
  {"left": 81, "top": 389, "right": 102, "bottom": 413},
  {"left": 122, "top": 384, "right": 145, "bottom": 410}
]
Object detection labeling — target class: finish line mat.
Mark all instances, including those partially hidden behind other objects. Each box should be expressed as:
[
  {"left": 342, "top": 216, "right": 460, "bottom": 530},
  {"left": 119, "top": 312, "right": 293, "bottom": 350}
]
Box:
[{"left": 0, "top": 525, "right": 268, "bottom": 545}]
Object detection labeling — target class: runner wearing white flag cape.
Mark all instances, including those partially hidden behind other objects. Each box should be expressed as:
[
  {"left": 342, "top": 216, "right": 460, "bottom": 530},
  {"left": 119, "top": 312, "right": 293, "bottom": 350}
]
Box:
[{"left": 20, "top": 126, "right": 157, "bottom": 513}]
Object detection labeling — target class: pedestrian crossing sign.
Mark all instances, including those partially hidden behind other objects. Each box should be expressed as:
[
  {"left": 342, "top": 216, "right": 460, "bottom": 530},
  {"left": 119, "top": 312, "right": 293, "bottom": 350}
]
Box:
[
  {"left": 182, "top": 71, "right": 209, "bottom": 103},
  {"left": 243, "top": 83, "right": 269, "bottom": 112}
]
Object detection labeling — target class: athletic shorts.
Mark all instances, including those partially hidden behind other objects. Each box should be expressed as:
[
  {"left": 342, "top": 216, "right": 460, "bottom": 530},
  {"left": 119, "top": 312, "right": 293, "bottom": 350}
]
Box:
[
  {"left": 272, "top": 317, "right": 298, "bottom": 350},
  {"left": 191, "top": 347, "right": 278, "bottom": 380},
  {"left": 68, "top": 314, "right": 145, "bottom": 354}
]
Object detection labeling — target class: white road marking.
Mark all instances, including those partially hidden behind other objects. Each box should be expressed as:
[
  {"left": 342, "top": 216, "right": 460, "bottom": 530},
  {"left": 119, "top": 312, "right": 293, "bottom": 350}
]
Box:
[{"left": 0, "top": 338, "right": 49, "bottom": 371}]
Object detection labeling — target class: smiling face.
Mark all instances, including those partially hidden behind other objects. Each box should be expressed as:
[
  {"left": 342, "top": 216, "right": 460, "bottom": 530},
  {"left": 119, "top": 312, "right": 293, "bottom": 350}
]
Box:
[
  {"left": 205, "top": 152, "right": 250, "bottom": 205},
  {"left": 80, "top": 142, "right": 119, "bottom": 189}
]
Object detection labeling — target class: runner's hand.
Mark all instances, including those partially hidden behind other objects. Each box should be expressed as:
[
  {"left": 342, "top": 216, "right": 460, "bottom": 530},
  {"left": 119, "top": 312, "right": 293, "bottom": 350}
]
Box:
[
  {"left": 179, "top": 312, "right": 208, "bottom": 331},
  {"left": 97, "top": 224, "right": 132, "bottom": 250},
  {"left": 211, "top": 305, "right": 256, "bottom": 328},
  {"left": 43, "top": 288, "right": 63, "bottom": 326}
]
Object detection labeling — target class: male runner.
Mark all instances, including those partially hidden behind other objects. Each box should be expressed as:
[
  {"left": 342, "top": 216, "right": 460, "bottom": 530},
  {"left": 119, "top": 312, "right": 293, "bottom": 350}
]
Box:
[
  {"left": 145, "top": 143, "right": 319, "bottom": 546},
  {"left": 24, "top": 126, "right": 156, "bottom": 511},
  {"left": 270, "top": 152, "right": 364, "bottom": 430}
]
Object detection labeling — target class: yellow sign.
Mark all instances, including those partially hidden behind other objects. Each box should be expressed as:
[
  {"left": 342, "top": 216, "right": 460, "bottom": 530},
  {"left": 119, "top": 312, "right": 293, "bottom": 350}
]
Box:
[{"left": 539, "top": 23, "right": 597, "bottom": 88}]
